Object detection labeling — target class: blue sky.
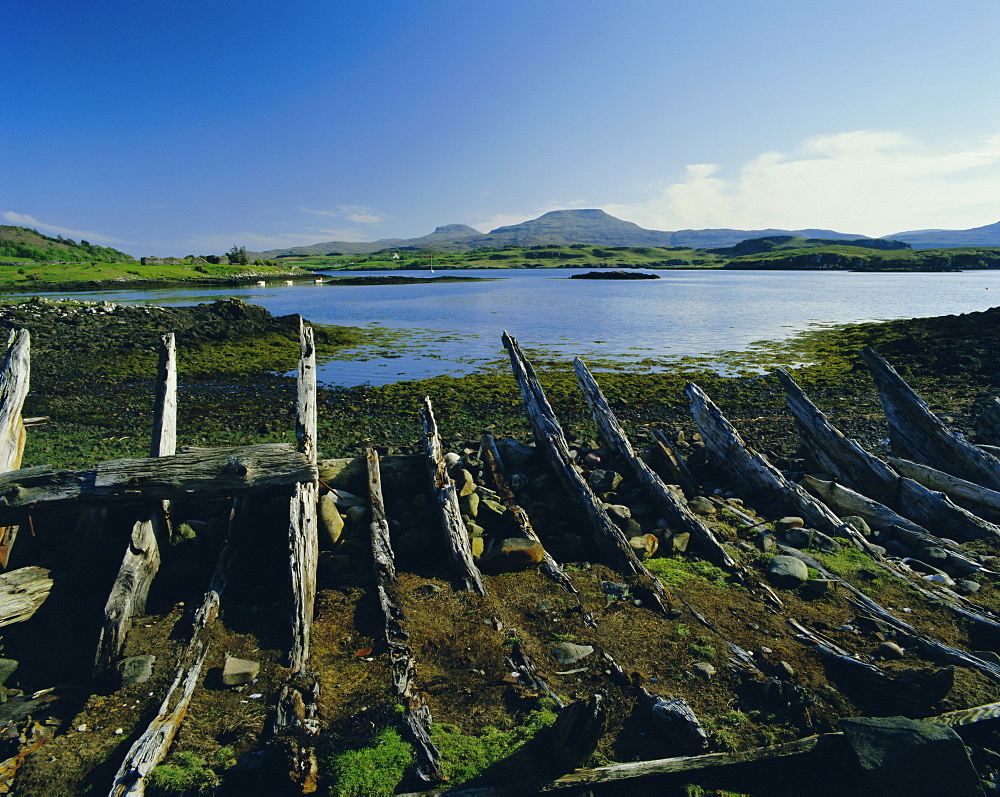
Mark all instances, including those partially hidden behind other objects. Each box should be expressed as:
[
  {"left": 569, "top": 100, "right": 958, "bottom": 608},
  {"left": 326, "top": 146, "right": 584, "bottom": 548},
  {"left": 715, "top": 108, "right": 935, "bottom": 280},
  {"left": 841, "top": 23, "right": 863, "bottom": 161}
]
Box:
[{"left": 4, "top": 0, "right": 1000, "bottom": 256}]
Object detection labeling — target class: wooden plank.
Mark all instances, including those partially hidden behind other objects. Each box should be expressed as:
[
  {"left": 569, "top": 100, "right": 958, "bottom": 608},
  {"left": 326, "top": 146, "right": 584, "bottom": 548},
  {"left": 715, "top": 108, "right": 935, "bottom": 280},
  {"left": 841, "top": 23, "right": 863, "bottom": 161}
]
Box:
[
  {"left": 149, "top": 334, "right": 177, "bottom": 459},
  {"left": 862, "top": 347, "right": 1000, "bottom": 490},
  {"left": 651, "top": 429, "right": 701, "bottom": 498},
  {"left": 96, "top": 334, "right": 178, "bottom": 675},
  {"left": 367, "top": 448, "right": 444, "bottom": 785},
  {"left": 546, "top": 734, "right": 835, "bottom": 789},
  {"left": 110, "top": 500, "right": 240, "bottom": 796},
  {"left": 685, "top": 382, "right": 873, "bottom": 553},
  {"left": 777, "top": 367, "right": 1000, "bottom": 542},
  {"left": 0, "top": 330, "right": 31, "bottom": 569},
  {"left": 287, "top": 481, "right": 318, "bottom": 672},
  {"left": 574, "top": 357, "right": 737, "bottom": 570},
  {"left": 296, "top": 319, "right": 317, "bottom": 464},
  {"left": 420, "top": 397, "right": 486, "bottom": 596},
  {"left": 0, "top": 444, "right": 316, "bottom": 524},
  {"left": 888, "top": 456, "right": 1000, "bottom": 523},
  {"left": 93, "top": 519, "right": 161, "bottom": 676},
  {"left": 502, "top": 332, "right": 672, "bottom": 614},
  {"left": 0, "top": 566, "right": 52, "bottom": 627}
]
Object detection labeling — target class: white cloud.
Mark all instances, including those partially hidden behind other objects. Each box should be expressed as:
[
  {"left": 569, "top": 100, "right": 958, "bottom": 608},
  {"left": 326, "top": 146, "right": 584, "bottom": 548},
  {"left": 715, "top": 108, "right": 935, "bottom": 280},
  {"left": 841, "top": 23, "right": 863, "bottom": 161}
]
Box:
[
  {"left": 603, "top": 131, "right": 1000, "bottom": 236},
  {"left": 299, "top": 205, "right": 387, "bottom": 225},
  {"left": 1, "top": 211, "right": 130, "bottom": 244}
]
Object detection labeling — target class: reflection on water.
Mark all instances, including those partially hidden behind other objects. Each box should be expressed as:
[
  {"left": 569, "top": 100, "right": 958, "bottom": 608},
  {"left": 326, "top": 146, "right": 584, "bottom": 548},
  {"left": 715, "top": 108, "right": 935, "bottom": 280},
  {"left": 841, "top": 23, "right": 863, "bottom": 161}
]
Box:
[{"left": 34, "top": 269, "right": 1000, "bottom": 386}]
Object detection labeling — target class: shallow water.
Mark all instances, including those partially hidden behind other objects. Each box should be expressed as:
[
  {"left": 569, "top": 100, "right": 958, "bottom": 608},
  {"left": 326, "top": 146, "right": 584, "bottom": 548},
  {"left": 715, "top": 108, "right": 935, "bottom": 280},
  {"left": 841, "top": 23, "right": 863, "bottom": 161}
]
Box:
[{"left": 35, "top": 268, "right": 1000, "bottom": 386}]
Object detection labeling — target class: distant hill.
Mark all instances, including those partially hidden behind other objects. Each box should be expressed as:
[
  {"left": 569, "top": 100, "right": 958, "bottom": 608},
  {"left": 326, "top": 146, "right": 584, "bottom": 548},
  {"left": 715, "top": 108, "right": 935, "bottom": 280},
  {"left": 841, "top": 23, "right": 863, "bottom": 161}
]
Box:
[
  {"left": 0, "top": 225, "right": 135, "bottom": 263},
  {"left": 884, "top": 220, "right": 1000, "bottom": 249},
  {"left": 260, "top": 209, "right": 867, "bottom": 257}
]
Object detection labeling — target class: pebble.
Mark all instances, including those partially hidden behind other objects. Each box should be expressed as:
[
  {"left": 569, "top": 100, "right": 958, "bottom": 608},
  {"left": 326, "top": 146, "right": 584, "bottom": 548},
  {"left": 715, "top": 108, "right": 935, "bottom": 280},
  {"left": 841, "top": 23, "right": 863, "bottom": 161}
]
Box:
[
  {"left": 878, "top": 641, "right": 905, "bottom": 659},
  {"left": 692, "top": 662, "right": 716, "bottom": 681}
]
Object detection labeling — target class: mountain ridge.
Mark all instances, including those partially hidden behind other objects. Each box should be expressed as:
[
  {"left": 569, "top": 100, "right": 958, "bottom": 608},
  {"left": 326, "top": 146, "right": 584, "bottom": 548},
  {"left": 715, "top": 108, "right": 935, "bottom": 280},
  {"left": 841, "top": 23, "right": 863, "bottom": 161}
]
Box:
[{"left": 259, "top": 209, "right": 872, "bottom": 257}]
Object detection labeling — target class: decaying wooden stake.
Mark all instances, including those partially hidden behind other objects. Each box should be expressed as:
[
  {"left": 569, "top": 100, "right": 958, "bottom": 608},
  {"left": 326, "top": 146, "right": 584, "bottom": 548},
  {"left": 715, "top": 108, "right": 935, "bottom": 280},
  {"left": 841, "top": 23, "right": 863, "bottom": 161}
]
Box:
[
  {"left": 502, "top": 332, "right": 672, "bottom": 614},
  {"left": 574, "top": 357, "right": 737, "bottom": 571},
  {"left": 367, "top": 448, "right": 444, "bottom": 784},
  {"left": 95, "top": 335, "right": 177, "bottom": 675},
  {"left": 109, "top": 501, "right": 240, "bottom": 796},
  {"left": 421, "top": 396, "right": 487, "bottom": 595},
  {"left": 0, "top": 329, "right": 31, "bottom": 569},
  {"left": 273, "top": 319, "right": 321, "bottom": 793}
]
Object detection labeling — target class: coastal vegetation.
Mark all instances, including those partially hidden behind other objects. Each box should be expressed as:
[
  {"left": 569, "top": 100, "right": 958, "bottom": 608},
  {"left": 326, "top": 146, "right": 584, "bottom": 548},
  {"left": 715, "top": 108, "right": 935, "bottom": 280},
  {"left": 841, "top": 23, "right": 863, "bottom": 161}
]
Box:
[{"left": 279, "top": 239, "right": 1000, "bottom": 274}]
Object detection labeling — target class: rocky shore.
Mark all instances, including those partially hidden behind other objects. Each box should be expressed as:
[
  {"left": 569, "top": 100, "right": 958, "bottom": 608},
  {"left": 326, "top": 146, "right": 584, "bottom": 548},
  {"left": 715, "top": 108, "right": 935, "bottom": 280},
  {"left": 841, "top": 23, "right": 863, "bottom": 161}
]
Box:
[{"left": 2, "top": 297, "right": 1000, "bottom": 794}]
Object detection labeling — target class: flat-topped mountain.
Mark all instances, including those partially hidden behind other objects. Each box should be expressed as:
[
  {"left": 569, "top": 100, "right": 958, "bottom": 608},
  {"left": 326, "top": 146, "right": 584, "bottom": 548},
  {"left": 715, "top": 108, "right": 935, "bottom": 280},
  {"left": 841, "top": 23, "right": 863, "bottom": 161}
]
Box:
[{"left": 260, "top": 209, "right": 866, "bottom": 257}]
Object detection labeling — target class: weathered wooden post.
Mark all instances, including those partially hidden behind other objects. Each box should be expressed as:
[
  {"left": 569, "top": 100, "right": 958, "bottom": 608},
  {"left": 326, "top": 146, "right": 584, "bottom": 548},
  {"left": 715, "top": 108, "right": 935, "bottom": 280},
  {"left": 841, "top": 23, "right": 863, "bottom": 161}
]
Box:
[
  {"left": 367, "top": 447, "right": 444, "bottom": 784},
  {"left": 501, "top": 332, "right": 672, "bottom": 614},
  {"left": 0, "top": 329, "right": 31, "bottom": 568},
  {"left": 272, "top": 318, "right": 321, "bottom": 793},
  {"left": 94, "top": 334, "right": 176, "bottom": 675},
  {"left": 421, "top": 396, "right": 486, "bottom": 595},
  {"left": 573, "top": 357, "right": 737, "bottom": 570}
]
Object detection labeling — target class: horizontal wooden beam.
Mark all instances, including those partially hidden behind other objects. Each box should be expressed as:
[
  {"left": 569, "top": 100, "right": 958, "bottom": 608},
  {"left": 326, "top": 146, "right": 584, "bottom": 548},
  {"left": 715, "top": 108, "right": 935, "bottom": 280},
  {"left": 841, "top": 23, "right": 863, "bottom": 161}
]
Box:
[{"left": 0, "top": 443, "right": 316, "bottom": 524}]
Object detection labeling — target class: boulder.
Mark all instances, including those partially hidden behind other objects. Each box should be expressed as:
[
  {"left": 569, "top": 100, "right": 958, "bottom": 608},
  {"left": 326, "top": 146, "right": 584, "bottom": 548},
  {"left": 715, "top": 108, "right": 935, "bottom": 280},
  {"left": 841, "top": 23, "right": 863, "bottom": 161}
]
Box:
[
  {"left": 118, "top": 655, "right": 155, "bottom": 688},
  {"left": 767, "top": 555, "right": 809, "bottom": 589},
  {"left": 629, "top": 534, "right": 659, "bottom": 559},
  {"left": 319, "top": 493, "right": 344, "bottom": 546},
  {"left": 840, "top": 715, "right": 983, "bottom": 796},
  {"left": 551, "top": 643, "right": 594, "bottom": 665},
  {"left": 498, "top": 538, "right": 545, "bottom": 569},
  {"left": 774, "top": 517, "right": 805, "bottom": 534},
  {"left": 588, "top": 469, "right": 622, "bottom": 493},
  {"left": 842, "top": 515, "right": 872, "bottom": 536},
  {"left": 687, "top": 497, "right": 716, "bottom": 516},
  {"left": 222, "top": 656, "right": 260, "bottom": 687}
]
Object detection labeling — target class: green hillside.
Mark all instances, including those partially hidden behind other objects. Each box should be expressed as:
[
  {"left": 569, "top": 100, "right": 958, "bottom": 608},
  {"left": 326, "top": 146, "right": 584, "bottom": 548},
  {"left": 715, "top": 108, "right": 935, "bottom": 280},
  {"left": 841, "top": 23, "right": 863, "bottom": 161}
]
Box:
[
  {"left": 278, "top": 243, "right": 726, "bottom": 270},
  {"left": 0, "top": 225, "right": 135, "bottom": 263}
]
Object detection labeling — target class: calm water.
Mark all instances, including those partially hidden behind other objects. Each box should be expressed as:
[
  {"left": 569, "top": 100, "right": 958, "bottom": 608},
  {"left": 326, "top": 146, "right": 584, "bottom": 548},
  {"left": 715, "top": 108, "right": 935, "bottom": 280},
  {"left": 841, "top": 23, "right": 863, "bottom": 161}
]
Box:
[{"left": 37, "top": 269, "right": 1000, "bottom": 386}]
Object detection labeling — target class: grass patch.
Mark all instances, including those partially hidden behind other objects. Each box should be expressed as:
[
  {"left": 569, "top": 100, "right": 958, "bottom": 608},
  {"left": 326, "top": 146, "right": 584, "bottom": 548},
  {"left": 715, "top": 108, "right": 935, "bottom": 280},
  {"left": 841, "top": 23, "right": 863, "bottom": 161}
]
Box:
[
  {"left": 324, "top": 727, "right": 413, "bottom": 797},
  {"left": 430, "top": 707, "right": 558, "bottom": 785},
  {"left": 646, "top": 557, "right": 729, "bottom": 588}
]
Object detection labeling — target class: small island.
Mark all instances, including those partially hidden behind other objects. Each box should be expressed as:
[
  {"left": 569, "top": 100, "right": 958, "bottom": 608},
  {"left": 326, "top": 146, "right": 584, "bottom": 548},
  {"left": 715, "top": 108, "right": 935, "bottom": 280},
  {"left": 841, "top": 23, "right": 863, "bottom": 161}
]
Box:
[{"left": 569, "top": 270, "right": 660, "bottom": 280}]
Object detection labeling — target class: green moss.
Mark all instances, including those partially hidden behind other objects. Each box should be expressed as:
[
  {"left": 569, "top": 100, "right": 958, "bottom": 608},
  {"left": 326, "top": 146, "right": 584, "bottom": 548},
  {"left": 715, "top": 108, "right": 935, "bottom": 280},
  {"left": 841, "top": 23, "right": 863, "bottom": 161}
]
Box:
[
  {"left": 325, "top": 727, "right": 413, "bottom": 797},
  {"left": 149, "top": 752, "right": 219, "bottom": 795},
  {"left": 430, "top": 708, "right": 558, "bottom": 785},
  {"left": 646, "top": 557, "right": 729, "bottom": 588}
]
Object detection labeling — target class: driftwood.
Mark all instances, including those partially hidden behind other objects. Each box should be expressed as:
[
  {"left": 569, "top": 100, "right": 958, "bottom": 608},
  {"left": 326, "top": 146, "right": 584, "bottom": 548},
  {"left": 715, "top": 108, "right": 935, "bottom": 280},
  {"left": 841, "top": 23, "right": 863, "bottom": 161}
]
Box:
[
  {"left": 0, "top": 330, "right": 30, "bottom": 568},
  {"left": 574, "top": 357, "right": 737, "bottom": 571},
  {"left": 789, "top": 619, "right": 954, "bottom": 708},
  {"left": 685, "top": 382, "right": 873, "bottom": 554},
  {"left": 862, "top": 347, "right": 1000, "bottom": 490},
  {"left": 800, "top": 475, "right": 993, "bottom": 576},
  {"left": 481, "top": 433, "right": 593, "bottom": 625},
  {"left": 420, "top": 397, "right": 486, "bottom": 595},
  {"left": 777, "top": 545, "right": 1000, "bottom": 683},
  {"left": 110, "top": 502, "right": 239, "bottom": 796},
  {"left": 149, "top": 334, "right": 177, "bottom": 459},
  {"left": 777, "top": 368, "right": 1000, "bottom": 542},
  {"left": 367, "top": 448, "right": 444, "bottom": 785},
  {"left": 0, "top": 444, "right": 316, "bottom": 525},
  {"left": 651, "top": 429, "right": 701, "bottom": 498},
  {"left": 888, "top": 455, "right": 1000, "bottom": 524},
  {"left": 0, "top": 566, "right": 52, "bottom": 628},
  {"left": 93, "top": 519, "right": 161, "bottom": 676},
  {"left": 502, "top": 332, "right": 672, "bottom": 614},
  {"left": 547, "top": 733, "right": 839, "bottom": 790}
]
